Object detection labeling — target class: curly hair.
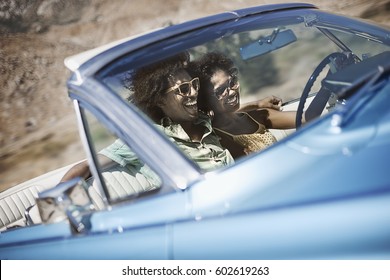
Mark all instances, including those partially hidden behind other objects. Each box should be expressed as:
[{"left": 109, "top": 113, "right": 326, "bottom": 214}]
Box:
[
  {"left": 130, "top": 52, "right": 190, "bottom": 121},
  {"left": 189, "top": 52, "right": 236, "bottom": 113}
]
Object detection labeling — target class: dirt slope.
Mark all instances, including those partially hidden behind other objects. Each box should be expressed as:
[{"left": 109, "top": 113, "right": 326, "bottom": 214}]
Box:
[{"left": 0, "top": 0, "right": 389, "bottom": 191}]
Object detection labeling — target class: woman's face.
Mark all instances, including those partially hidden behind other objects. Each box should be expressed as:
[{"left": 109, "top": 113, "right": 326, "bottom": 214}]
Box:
[
  {"left": 207, "top": 69, "right": 240, "bottom": 113},
  {"left": 159, "top": 69, "right": 199, "bottom": 123}
]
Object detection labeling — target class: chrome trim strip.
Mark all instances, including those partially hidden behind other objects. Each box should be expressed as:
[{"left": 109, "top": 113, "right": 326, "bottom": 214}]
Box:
[{"left": 73, "top": 100, "right": 109, "bottom": 207}]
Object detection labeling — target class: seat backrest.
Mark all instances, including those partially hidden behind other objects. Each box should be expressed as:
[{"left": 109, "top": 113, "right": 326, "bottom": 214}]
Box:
[
  {"left": 0, "top": 162, "right": 160, "bottom": 231},
  {"left": 0, "top": 164, "right": 72, "bottom": 231},
  {"left": 86, "top": 164, "right": 160, "bottom": 210}
]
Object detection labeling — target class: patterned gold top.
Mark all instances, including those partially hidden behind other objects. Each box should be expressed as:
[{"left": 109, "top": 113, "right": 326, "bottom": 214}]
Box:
[{"left": 214, "top": 113, "right": 277, "bottom": 155}]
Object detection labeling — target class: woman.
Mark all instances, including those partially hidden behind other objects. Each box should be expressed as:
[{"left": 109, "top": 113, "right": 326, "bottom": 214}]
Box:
[{"left": 192, "top": 52, "right": 298, "bottom": 159}]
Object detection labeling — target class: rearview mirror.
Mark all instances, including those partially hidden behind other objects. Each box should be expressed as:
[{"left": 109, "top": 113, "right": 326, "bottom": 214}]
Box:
[{"left": 240, "top": 28, "right": 297, "bottom": 60}]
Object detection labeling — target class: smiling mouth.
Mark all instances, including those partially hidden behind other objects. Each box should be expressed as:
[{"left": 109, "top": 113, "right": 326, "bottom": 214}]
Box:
[
  {"left": 226, "top": 92, "right": 238, "bottom": 106},
  {"left": 184, "top": 99, "right": 198, "bottom": 110}
]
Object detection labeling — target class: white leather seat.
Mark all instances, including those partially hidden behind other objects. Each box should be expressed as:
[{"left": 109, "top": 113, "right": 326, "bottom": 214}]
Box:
[
  {"left": 87, "top": 164, "right": 160, "bottom": 210},
  {"left": 0, "top": 164, "right": 72, "bottom": 231},
  {"left": 0, "top": 163, "right": 159, "bottom": 231}
]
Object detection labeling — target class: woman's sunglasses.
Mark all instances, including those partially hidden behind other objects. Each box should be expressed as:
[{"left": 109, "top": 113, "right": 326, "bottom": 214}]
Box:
[
  {"left": 164, "top": 77, "right": 200, "bottom": 97},
  {"left": 214, "top": 75, "right": 239, "bottom": 100}
]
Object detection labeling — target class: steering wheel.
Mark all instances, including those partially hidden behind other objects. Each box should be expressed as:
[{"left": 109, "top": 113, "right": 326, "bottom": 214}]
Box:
[{"left": 295, "top": 52, "right": 348, "bottom": 128}]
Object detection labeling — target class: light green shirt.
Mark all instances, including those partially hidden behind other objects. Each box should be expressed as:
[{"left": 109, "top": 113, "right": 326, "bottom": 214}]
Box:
[
  {"left": 156, "top": 113, "right": 234, "bottom": 171},
  {"left": 100, "top": 112, "right": 234, "bottom": 172}
]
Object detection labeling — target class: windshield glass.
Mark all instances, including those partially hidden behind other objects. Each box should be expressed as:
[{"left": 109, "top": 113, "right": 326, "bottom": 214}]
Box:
[{"left": 96, "top": 10, "right": 390, "bottom": 168}]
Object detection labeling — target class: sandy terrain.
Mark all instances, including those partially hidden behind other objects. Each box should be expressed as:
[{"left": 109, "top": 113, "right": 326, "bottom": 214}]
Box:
[{"left": 0, "top": 0, "right": 389, "bottom": 191}]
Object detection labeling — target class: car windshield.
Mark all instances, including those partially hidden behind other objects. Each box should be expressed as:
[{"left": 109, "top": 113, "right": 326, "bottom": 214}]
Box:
[{"left": 96, "top": 9, "right": 390, "bottom": 169}]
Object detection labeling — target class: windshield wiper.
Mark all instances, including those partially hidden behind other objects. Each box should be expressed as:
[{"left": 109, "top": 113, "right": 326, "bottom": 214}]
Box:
[
  {"left": 331, "top": 64, "right": 389, "bottom": 127},
  {"left": 317, "top": 27, "right": 361, "bottom": 62}
]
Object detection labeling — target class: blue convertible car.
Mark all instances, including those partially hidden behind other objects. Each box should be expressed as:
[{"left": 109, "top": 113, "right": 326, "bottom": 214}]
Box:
[{"left": 1, "top": 3, "right": 390, "bottom": 259}]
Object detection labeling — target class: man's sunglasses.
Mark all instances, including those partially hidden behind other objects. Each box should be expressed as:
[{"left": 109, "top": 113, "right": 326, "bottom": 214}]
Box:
[
  {"left": 164, "top": 77, "right": 200, "bottom": 97},
  {"left": 214, "top": 75, "right": 239, "bottom": 100}
]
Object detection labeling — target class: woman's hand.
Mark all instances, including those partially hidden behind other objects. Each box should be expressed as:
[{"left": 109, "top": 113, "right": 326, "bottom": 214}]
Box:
[
  {"left": 239, "top": 95, "right": 283, "bottom": 112},
  {"left": 258, "top": 96, "right": 282, "bottom": 110}
]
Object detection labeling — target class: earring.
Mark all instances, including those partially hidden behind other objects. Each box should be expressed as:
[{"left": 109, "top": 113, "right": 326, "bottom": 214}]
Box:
[{"left": 207, "top": 110, "right": 214, "bottom": 120}]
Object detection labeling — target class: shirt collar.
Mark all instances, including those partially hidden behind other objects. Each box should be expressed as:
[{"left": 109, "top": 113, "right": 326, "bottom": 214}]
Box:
[{"left": 157, "top": 112, "right": 213, "bottom": 141}]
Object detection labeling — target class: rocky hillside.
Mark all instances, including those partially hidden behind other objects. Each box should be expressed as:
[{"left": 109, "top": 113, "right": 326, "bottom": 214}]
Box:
[{"left": 0, "top": 0, "right": 389, "bottom": 191}]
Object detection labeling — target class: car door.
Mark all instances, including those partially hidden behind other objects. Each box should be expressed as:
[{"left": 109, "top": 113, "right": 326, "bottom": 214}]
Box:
[{"left": 0, "top": 100, "right": 199, "bottom": 259}]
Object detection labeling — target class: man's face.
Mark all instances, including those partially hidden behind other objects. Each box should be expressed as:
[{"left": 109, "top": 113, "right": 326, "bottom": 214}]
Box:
[{"left": 160, "top": 69, "right": 199, "bottom": 123}]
